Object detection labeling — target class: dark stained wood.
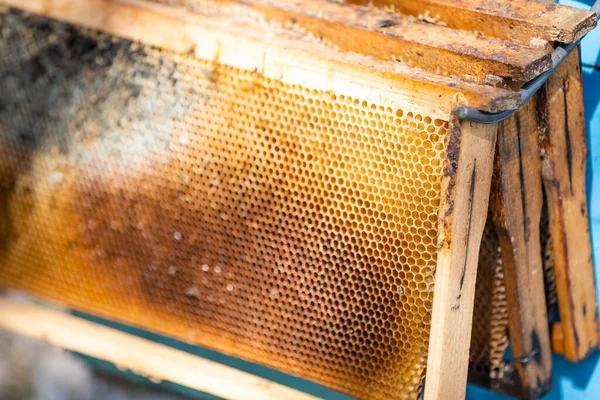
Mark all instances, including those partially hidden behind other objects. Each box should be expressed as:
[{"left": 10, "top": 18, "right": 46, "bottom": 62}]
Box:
[
  {"left": 537, "top": 48, "right": 599, "bottom": 362},
  {"left": 426, "top": 119, "right": 498, "bottom": 400},
  {"left": 468, "top": 368, "right": 522, "bottom": 399},
  {"left": 490, "top": 99, "right": 552, "bottom": 399},
  {"left": 0, "top": 0, "right": 531, "bottom": 116}
]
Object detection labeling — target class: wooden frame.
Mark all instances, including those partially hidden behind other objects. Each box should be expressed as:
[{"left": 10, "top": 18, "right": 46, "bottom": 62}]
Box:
[
  {"left": 0, "top": 0, "right": 595, "bottom": 399},
  {"left": 426, "top": 120, "right": 497, "bottom": 399},
  {"left": 466, "top": 101, "right": 554, "bottom": 400},
  {"left": 348, "top": 0, "right": 597, "bottom": 45},
  {"left": 490, "top": 100, "right": 552, "bottom": 398},
  {"left": 0, "top": 2, "right": 502, "bottom": 398},
  {"left": 0, "top": 0, "right": 523, "bottom": 117},
  {"left": 537, "top": 48, "right": 600, "bottom": 362},
  {"left": 467, "top": 50, "right": 599, "bottom": 398},
  {"left": 230, "top": 0, "right": 553, "bottom": 83}
]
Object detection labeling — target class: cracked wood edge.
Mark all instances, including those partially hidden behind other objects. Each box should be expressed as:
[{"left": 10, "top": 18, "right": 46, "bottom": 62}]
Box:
[
  {"left": 0, "top": 297, "right": 319, "bottom": 400},
  {"left": 536, "top": 48, "right": 600, "bottom": 362},
  {"left": 490, "top": 99, "right": 552, "bottom": 399},
  {"left": 349, "top": 0, "right": 597, "bottom": 46},
  {"left": 0, "top": 0, "right": 522, "bottom": 118},
  {"left": 425, "top": 120, "right": 497, "bottom": 400}
]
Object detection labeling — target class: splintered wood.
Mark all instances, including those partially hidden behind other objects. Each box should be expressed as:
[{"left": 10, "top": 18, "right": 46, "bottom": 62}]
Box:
[{"left": 0, "top": 1, "right": 597, "bottom": 400}]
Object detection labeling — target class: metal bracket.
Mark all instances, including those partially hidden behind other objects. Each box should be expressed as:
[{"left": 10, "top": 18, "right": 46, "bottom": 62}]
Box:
[
  {"left": 456, "top": 0, "right": 600, "bottom": 124},
  {"left": 513, "top": 348, "right": 539, "bottom": 364}
]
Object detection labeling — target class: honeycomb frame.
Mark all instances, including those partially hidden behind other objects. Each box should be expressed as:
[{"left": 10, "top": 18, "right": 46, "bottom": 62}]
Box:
[{"left": 0, "top": 2, "right": 505, "bottom": 399}]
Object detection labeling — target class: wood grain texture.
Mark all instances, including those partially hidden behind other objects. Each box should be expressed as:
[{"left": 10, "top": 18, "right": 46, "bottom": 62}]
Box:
[
  {"left": 349, "top": 0, "right": 597, "bottom": 45},
  {"left": 0, "top": 0, "right": 523, "bottom": 117},
  {"left": 537, "top": 48, "right": 599, "bottom": 362},
  {"left": 490, "top": 99, "right": 552, "bottom": 399},
  {"left": 425, "top": 120, "right": 498, "bottom": 400},
  {"left": 231, "top": 0, "right": 552, "bottom": 83},
  {"left": 0, "top": 298, "right": 319, "bottom": 400}
]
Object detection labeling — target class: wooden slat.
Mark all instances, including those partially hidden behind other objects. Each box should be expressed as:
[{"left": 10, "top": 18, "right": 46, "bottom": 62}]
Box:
[
  {"left": 231, "top": 0, "right": 552, "bottom": 83},
  {"left": 425, "top": 120, "right": 498, "bottom": 400},
  {"left": 350, "top": 0, "right": 597, "bottom": 46},
  {"left": 537, "top": 48, "right": 599, "bottom": 362},
  {"left": 0, "top": 0, "right": 523, "bottom": 117},
  {"left": 0, "top": 297, "right": 319, "bottom": 400},
  {"left": 11, "top": 0, "right": 557, "bottom": 84},
  {"left": 490, "top": 99, "right": 552, "bottom": 399}
]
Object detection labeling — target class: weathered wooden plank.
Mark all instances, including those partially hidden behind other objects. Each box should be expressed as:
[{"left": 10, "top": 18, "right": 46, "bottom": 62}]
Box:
[
  {"left": 230, "top": 0, "right": 552, "bottom": 83},
  {"left": 425, "top": 120, "right": 498, "bottom": 400},
  {"left": 350, "top": 0, "right": 597, "bottom": 46},
  {"left": 537, "top": 48, "right": 599, "bottom": 362},
  {"left": 11, "top": 0, "right": 555, "bottom": 84},
  {"left": 490, "top": 99, "right": 552, "bottom": 399},
  {"left": 0, "top": 0, "right": 523, "bottom": 117}
]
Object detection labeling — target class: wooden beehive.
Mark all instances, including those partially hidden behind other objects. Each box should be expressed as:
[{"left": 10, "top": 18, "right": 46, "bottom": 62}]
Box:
[
  {"left": 467, "top": 49, "right": 599, "bottom": 399},
  {"left": 0, "top": 0, "right": 597, "bottom": 399}
]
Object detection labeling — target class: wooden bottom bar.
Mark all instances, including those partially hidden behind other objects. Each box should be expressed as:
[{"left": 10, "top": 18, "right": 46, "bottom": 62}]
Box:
[{"left": 0, "top": 297, "right": 318, "bottom": 400}]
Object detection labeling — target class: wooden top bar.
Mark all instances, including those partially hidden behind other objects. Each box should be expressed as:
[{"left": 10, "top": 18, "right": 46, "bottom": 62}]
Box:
[
  {"left": 0, "top": 0, "right": 525, "bottom": 117},
  {"left": 0, "top": 0, "right": 595, "bottom": 113},
  {"left": 234, "top": 0, "right": 553, "bottom": 83},
  {"left": 350, "top": 0, "right": 598, "bottom": 45}
]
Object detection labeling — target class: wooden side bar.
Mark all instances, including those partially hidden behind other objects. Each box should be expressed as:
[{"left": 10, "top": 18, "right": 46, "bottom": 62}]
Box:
[
  {"left": 491, "top": 100, "right": 552, "bottom": 398},
  {"left": 425, "top": 120, "right": 498, "bottom": 400},
  {"left": 537, "top": 49, "right": 600, "bottom": 362}
]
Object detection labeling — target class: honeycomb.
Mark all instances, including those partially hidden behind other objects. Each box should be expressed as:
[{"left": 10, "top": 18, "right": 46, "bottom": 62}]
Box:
[
  {"left": 0, "top": 10, "right": 450, "bottom": 399},
  {"left": 540, "top": 196, "right": 558, "bottom": 309},
  {"left": 468, "top": 198, "right": 557, "bottom": 388},
  {"left": 469, "top": 217, "right": 510, "bottom": 380}
]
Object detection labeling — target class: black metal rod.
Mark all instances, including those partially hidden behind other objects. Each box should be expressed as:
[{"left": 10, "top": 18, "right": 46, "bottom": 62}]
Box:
[{"left": 456, "top": 0, "right": 600, "bottom": 124}]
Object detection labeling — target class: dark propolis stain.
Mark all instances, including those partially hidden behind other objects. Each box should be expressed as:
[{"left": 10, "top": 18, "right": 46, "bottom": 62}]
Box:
[
  {"left": 514, "top": 113, "right": 531, "bottom": 242},
  {"left": 377, "top": 19, "right": 396, "bottom": 28},
  {"left": 0, "top": 10, "right": 173, "bottom": 260},
  {"left": 531, "top": 329, "right": 543, "bottom": 365},
  {"left": 563, "top": 78, "right": 574, "bottom": 195},
  {"left": 456, "top": 160, "right": 477, "bottom": 303},
  {"left": 443, "top": 120, "right": 462, "bottom": 220}
]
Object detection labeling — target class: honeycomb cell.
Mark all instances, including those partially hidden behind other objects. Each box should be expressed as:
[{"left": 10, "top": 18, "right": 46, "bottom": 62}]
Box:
[
  {"left": 540, "top": 197, "right": 558, "bottom": 308},
  {"left": 0, "top": 10, "right": 451, "bottom": 399}
]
